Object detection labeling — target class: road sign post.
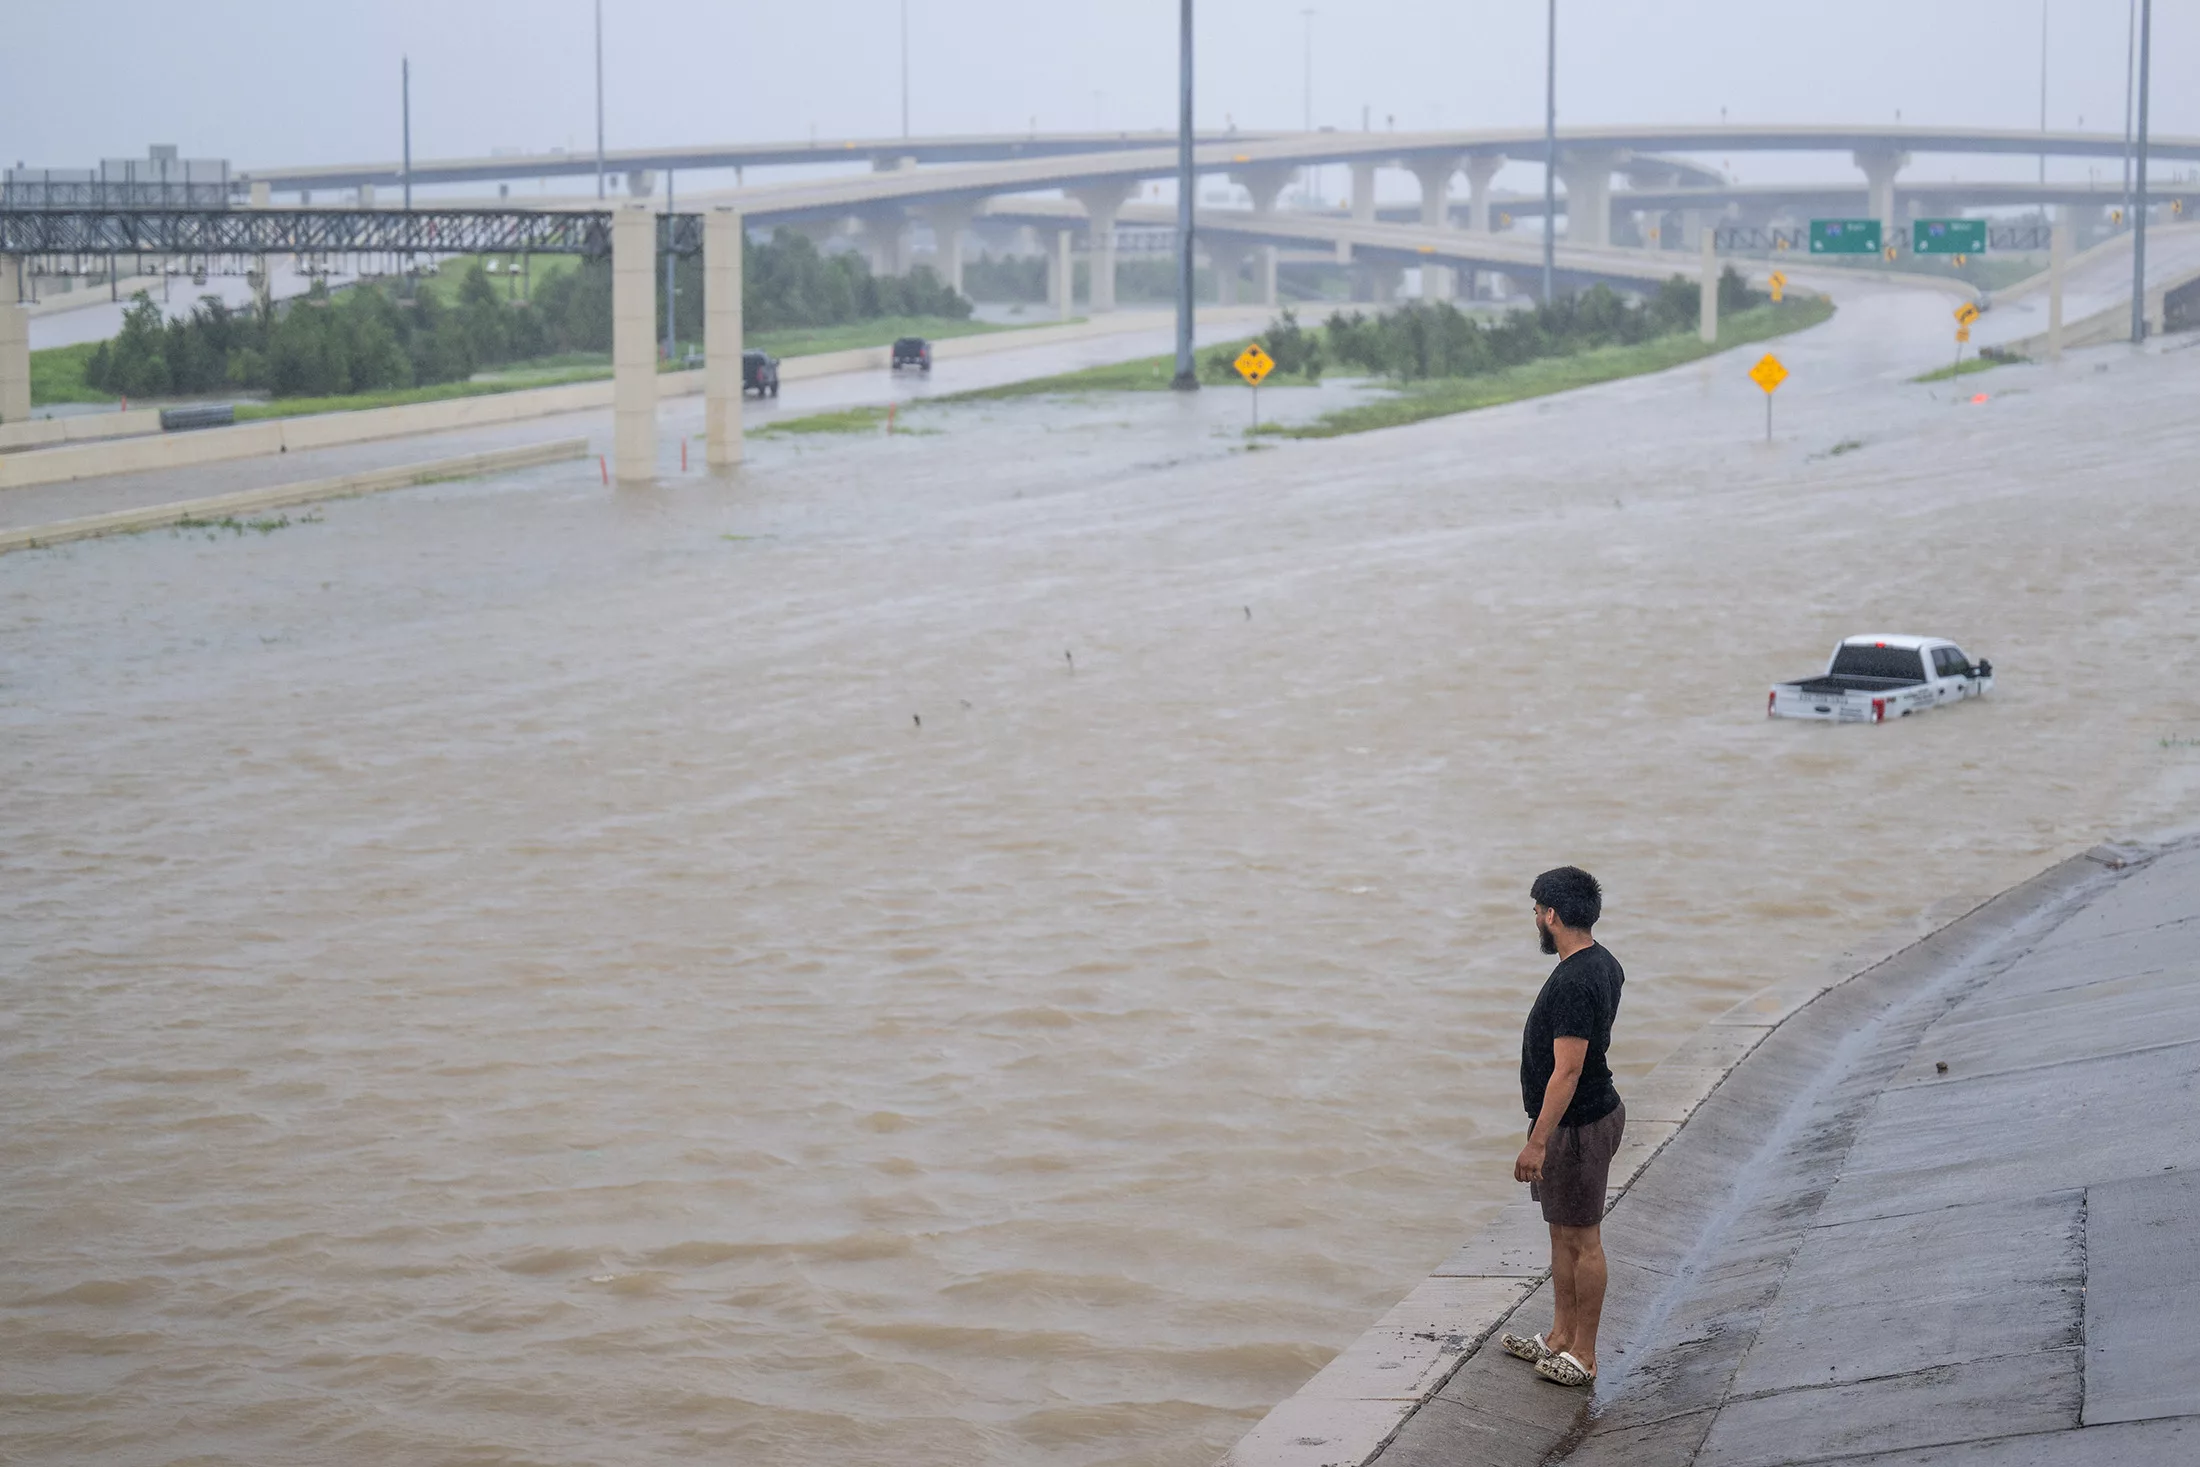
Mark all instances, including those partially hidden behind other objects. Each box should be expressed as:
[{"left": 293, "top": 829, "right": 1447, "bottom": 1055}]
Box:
[
  {"left": 1914, "top": 219, "right": 1988, "bottom": 256},
  {"left": 1749, "top": 353, "right": 1787, "bottom": 442},
  {"left": 1234, "top": 342, "right": 1274, "bottom": 434},
  {"left": 1952, "top": 302, "right": 1981, "bottom": 377},
  {"left": 1809, "top": 219, "right": 1881, "bottom": 255}
]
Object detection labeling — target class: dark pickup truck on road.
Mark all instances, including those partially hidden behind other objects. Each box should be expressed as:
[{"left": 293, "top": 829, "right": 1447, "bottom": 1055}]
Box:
[
  {"left": 890, "top": 337, "right": 932, "bottom": 372},
  {"left": 743, "top": 349, "right": 780, "bottom": 397}
]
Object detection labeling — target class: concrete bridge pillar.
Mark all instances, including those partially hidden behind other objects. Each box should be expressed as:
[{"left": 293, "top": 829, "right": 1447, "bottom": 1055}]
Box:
[
  {"left": 1207, "top": 238, "right": 1250, "bottom": 305},
  {"left": 358, "top": 184, "right": 375, "bottom": 208},
  {"left": 859, "top": 208, "right": 907, "bottom": 276},
  {"left": 1049, "top": 228, "right": 1074, "bottom": 319},
  {"left": 1260, "top": 244, "right": 1278, "bottom": 307},
  {"left": 924, "top": 199, "right": 978, "bottom": 296},
  {"left": 611, "top": 205, "right": 658, "bottom": 484},
  {"left": 1341, "top": 161, "right": 1378, "bottom": 262},
  {"left": 704, "top": 208, "right": 744, "bottom": 470},
  {"left": 1073, "top": 181, "right": 1136, "bottom": 312},
  {"left": 1410, "top": 155, "right": 1460, "bottom": 228},
  {"left": 1853, "top": 149, "right": 1909, "bottom": 240},
  {"left": 1463, "top": 154, "right": 1505, "bottom": 232},
  {"left": 1232, "top": 164, "right": 1297, "bottom": 217},
  {"left": 626, "top": 169, "right": 656, "bottom": 199},
  {"left": 1411, "top": 156, "right": 1462, "bottom": 300},
  {"left": 1366, "top": 260, "right": 1402, "bottom": 304},
  {"left": 0, "top": 257, "right": 29, "bottom": 425},
  {"left": 1350, "top": 162, "right": 1378, "bottom": 223},
  {"left": 1556, "top": 149, "right": 1620, "bottom": 248},
  {"left": 249, "top": 180, "right": 270, "bottom": 208}
]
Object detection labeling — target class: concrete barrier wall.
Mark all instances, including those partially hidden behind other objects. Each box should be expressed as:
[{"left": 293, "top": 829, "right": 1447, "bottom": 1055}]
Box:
[
  {"left": 0, "top": 408, "right": 166, "bottom": 455},
  {"left": 22, "top": 275, "right": 168, "bottom": 318},
  {"left": 0, "top": 437, "right": 590, "bottom": 555},
  {"left": 0, "top": 311, "right": 1258, "bottom": 493}
]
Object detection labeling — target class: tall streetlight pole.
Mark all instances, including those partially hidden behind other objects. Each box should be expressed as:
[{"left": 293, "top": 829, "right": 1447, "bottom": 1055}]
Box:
[
  {"left": 402, "top": 56, "right": 413, "bottom": 212},
  {"left": 900, "top": 0, "right": 911, "bottom": 139},
  {"left": 2131, "top": 0, "right": 2152, "bottom": 344},
  {"left": 2122, "top": 0, "right": 2137, "bottom": 223},
  {"left": 402, "top": 56, "right": 414, "bottom": 295},
  {"left": 2038, "top": 1, "right": 2048, "bottom": 187},
  {"left": 1301, "top": 10, "right": 1316, "bottom": 203},
  {"left": 1171, "top": 0, "right": 1198, "bottom": 391},
  {"left": 594, "top": 0, "right": 606, "bottom": 200},
  {"left": 1542, "top": 0, "right": 1557, "bottom": 305}
]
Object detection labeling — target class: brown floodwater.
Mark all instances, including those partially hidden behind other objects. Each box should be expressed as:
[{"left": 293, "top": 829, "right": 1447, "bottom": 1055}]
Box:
[{"left": 6, "top": 284, "right": 2199, "bottom": 1466}]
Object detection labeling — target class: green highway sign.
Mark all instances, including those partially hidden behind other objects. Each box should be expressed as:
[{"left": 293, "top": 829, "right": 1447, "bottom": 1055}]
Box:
[
  {"left": 1914, "top": 218, "right": 1988, "bottom": 255},
  {"left": 1809, "top": 219, "right": 1882, "bottom": 255}
]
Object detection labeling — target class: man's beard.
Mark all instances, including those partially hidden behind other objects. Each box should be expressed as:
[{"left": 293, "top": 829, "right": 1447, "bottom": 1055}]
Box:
[{"left": 1538, "top": 920, "right": 1558, "bottom": 955}]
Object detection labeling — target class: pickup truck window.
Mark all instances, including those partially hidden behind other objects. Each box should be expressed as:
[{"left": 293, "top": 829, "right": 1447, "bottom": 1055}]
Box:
[
  {"left": 1831, "top": 644, "right": 1927, "bottom": 681},
  {"left": 1931, "top": 647, "right": 1961, "bottom": 676}
]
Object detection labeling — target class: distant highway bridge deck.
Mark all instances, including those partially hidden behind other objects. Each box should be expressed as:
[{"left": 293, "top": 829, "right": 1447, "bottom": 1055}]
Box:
[{"left": 199, "top": 124, "right": 2200, "bottom": 311}]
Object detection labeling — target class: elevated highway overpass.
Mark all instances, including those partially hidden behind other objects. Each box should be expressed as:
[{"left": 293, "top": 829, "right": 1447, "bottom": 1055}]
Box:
[{"left": 233, "top": 124, "right": 2200, "bottom": 309}]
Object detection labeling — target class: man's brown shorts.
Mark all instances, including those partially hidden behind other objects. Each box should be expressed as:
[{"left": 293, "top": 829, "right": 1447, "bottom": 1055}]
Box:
[{"left": 1529, "top": 1099, "right": 1626, "bottom": 1228}]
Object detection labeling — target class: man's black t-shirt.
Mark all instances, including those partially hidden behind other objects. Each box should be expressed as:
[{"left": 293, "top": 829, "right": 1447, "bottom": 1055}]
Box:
[{"left": 1519, "top": 943, "right": 1625, "bottom": 1128}]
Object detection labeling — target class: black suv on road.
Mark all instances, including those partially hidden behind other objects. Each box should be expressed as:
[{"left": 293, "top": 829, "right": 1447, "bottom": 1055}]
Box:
[
  {"left": 890, "top": 337, "right": 932, "bottom": 372},
  {"left": 743, "top": 349, "right": 780, "bottom": 397}
]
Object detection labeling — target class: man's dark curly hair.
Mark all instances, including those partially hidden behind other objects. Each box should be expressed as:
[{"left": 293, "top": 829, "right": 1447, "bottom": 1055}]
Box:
[{"left": 1531, "top": 866, "right": 1602, "bottom": 931}]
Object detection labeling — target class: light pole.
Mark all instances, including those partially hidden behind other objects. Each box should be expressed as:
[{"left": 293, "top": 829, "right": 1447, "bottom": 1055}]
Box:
[
  {"left": 1172, "top": 0, "right": 1197, "bottom": 391},
  {"left": 2131, "top": 0, "right": 2152, "bottom": 344},
  {"left": 401, "top": 55, "right": 412, "bottom": 212},
  {"left": 1542, "top": 0, "right": 1556, "bottom": 305},
  {"left": 2038, "top": 1, "right": 2048, "bottom": 187},
  {"left": 2122, "top": 0, "right": 2137, "bottom": 225},
  {"left": 594, "top": 0, "right": 606, "bottom": 200},
  {"left": 1301, "top": 9, "right": 1316, "bottom": 206}
]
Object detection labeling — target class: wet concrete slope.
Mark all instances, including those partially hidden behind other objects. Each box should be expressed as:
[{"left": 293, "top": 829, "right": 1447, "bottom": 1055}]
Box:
[{"left": 1377, "top": 838, "right": 2200, "bottom": 1466}]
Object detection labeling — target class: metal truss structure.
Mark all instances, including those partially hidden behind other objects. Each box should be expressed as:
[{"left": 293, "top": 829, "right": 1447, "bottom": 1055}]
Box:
[{"left": 0, "top": 210, "right": 707, "bottom": 276}]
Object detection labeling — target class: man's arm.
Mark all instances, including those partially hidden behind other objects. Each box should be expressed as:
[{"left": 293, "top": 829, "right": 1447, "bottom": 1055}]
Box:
[{"left": 1514, "top": 1036, "right": 1589, "bottom": 1184}]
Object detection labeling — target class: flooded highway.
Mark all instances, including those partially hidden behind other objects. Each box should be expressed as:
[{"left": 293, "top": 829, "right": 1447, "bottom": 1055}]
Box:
[{"left": 6, "top": 281, "right": 2199, "bottom": 1467}]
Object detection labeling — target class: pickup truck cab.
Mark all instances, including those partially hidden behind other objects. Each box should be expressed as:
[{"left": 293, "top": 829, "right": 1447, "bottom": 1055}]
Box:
[{"left": 1769, "top": 635, "right": 1994, "bottom": 723}]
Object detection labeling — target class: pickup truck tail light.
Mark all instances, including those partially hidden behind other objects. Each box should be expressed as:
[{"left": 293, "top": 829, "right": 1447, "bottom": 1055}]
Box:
[
  {"left": 1767, "top": 690, "right": 1777, "bottom": 717},
  {"left": 1871, "top": 698, "right": 1886, "bottom": 724}
]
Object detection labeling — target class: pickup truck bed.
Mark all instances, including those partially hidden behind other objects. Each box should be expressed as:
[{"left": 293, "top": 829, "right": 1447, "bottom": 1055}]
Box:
[{"left": 1769, "top": 635, "right": 1993, "bottom": 723}]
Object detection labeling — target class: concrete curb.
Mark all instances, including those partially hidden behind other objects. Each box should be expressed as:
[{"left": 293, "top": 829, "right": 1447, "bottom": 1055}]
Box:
[
  {"left": 1216, "top": 844, "right": 2126, "bottom": 1467},
  {"left": 0, "top": 437, "right": 588, "bottom": 555}
]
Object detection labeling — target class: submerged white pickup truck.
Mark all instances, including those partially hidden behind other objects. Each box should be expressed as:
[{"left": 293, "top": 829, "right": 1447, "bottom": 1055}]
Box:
[{"left": 1768, "top": 635, "right": 1995, "bottom": 723}]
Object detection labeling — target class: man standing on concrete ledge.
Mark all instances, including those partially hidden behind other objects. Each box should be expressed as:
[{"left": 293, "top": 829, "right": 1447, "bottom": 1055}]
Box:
[{"left": 1500, "top": 866, "right": 1625, "bottom": 1388}]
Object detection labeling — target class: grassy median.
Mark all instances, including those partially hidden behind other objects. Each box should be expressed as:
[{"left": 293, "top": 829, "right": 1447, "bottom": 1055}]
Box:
[{"left": 1264, "top": 298, "right": 1835, "bottom": 439}]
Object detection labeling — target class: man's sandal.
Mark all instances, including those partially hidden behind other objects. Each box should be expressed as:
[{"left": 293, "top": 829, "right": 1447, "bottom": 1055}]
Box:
[
  {"left": 1534, "top": 1350, "right": 1595, "bottom": 1387},
  {"left": 1500, "top": 1331, "right": 1554, "bottom": 1363}
]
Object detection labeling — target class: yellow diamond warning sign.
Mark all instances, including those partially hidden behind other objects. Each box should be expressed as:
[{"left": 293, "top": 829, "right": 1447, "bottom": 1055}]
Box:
[
  {"left": 1234, "top": 343, "right": 1275, "bottom": 385},
  {"left": 1749, "top": 354, "right": 1789, "bottom": 394},
  {"left": 1954, "top": 301, "right": 1982, "bottom": 327}
]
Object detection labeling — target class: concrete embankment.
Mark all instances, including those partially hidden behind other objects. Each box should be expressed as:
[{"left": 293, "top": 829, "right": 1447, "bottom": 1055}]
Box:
[
  {"left": 1227, "top": 837, "right": 2200, "bottom": 1467},
  {"left": 0, "top": 438, "right": 587, "bottom": 554}
]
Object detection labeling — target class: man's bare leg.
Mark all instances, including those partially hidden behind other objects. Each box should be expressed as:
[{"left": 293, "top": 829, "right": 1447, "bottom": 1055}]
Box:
[
  {"left": 1545, "top": 1221, "right": 1577, "bottom": 1355},
  {"left": 1550, "top": 1222, "right": 1607, "bottom": 1370}
]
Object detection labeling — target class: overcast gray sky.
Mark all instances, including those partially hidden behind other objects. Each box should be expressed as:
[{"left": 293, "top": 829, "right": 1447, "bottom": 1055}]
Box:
[{"left": 3, "top": 0, "right": 2186, "bottom": 186}]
